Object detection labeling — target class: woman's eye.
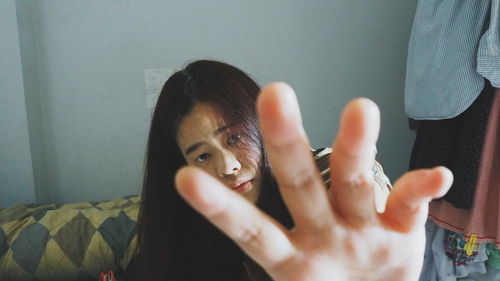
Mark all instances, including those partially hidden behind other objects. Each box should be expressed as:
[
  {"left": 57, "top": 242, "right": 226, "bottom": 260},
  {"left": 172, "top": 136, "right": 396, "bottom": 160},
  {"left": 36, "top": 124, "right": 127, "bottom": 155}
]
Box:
[
  {"left": 227, "top": 134, "right": 241, "bottom": 145},
  {"left": 195, "top": 153, "right": 210, "bottom": 163}
]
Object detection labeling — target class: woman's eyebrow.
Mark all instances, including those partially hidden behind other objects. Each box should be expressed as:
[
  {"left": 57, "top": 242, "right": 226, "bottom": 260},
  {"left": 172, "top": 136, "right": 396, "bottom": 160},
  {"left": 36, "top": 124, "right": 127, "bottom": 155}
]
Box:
[
  {"left": 185, "top": 125, "right": 234, "bottom": 155},
  {"left": 185, "top": 142, "right": 205, "bottom": 155},
  {"left": 214, "top": 124, "right": 231, "bottom": 135}
]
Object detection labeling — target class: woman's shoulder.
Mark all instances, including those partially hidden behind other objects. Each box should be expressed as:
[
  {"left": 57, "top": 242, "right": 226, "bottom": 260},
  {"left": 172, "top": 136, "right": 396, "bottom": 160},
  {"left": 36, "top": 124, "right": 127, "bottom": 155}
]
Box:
[
  {"left": 311, "top": 147, "right": 392, "bottom": 202},
  {"left": 312, "top": 147, "right": 332, "bottom": 185}
]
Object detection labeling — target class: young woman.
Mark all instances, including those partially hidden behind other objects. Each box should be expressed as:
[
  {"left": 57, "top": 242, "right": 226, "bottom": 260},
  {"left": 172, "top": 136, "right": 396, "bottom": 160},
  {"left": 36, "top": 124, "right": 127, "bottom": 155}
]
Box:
[
  {"left": 124, "top": 57, "right": 457, "bottom": 281},
  {"left": 126, "top": 59, "right": 394, "bottom": 281},
  {"left": 129, "top": 60, "right": 287, "bottom": 281}
]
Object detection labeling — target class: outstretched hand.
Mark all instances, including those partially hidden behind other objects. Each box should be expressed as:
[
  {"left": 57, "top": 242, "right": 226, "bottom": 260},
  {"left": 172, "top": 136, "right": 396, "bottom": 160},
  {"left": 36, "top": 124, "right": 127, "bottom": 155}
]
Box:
[{"left": 175, "top": 82, "right": 453, "bottom": 281}]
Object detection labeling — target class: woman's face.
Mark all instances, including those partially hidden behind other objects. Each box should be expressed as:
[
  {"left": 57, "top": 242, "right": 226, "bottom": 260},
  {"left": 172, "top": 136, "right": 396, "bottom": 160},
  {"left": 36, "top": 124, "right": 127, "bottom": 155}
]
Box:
[{"left": 176, "top": 103, "right": 262, "bottom": 203}]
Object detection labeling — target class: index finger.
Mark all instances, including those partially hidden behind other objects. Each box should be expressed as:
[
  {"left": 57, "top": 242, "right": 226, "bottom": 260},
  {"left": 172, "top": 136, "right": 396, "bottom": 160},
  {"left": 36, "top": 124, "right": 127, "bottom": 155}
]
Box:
[{"left": 175, "top": 166, "right": 294, "bottom": 268}]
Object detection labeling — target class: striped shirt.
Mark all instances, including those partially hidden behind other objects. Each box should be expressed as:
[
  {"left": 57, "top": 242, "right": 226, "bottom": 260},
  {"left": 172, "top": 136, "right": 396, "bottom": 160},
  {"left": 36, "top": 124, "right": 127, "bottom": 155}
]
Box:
[
  {"left": 405, "top": 0, "right": 500, "bottom": 120},
  {"left": 312, "top": 147, "right": 392, "bottom": 213}
]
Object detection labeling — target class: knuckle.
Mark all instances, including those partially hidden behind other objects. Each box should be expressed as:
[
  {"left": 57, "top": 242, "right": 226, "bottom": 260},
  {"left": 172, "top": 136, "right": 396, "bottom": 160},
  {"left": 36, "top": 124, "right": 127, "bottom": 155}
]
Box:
[
  {"left": 344, "top": 233, "right": 365, "bottom": 261},
  {"left": 283, "top": 168, "right": 319, "bottom": 190},
  {"left": 374, "top": 245, "right": 392, "bottom": 263},
  {"left": 236, "top": 222, "right": 263, "bottom": 247},
  {"left": 345, "top": 172, "right": 374, "bottom": 190}
]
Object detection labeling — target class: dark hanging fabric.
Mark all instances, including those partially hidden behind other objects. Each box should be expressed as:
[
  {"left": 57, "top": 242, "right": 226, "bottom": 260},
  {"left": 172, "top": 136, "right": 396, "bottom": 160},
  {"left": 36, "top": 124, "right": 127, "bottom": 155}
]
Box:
[{"left": 408, "top": 81, "right": 495, "bottom": 209}]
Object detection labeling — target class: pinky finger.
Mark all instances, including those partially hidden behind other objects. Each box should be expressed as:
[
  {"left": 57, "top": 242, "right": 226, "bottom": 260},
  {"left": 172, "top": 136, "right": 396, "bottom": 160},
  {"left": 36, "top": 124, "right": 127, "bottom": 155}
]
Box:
[{"left": 380, "top": 167, "right": 453, "bottom": 233}]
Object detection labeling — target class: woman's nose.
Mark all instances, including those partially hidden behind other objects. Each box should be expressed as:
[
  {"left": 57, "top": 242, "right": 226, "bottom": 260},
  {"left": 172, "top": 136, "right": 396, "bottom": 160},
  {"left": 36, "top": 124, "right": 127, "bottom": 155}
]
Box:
[{"left": 217, "top": 151, "right": 241, "bottom": 177}]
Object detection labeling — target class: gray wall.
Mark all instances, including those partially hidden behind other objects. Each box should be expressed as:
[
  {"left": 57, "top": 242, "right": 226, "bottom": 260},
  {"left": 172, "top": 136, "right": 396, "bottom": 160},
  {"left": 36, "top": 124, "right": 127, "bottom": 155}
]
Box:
[
  {"left": 1, "top": 0, "right": 417, "bottom": 207},
  {"left": 0, "top": 0, "right": 37, "bottom": 207}
]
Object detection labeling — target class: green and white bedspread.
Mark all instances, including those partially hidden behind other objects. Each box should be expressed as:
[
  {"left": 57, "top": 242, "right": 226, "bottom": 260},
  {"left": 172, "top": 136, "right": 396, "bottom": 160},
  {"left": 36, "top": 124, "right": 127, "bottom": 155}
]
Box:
[{"left": 0, "top": 196, "right": 140, "bottom": 281}]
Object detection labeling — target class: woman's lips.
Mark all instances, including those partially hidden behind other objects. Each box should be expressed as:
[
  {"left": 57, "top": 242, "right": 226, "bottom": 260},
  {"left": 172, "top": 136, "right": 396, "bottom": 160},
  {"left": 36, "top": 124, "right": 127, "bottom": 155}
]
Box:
[{"left": 232, "top": 180, "right": 252, "bottom": 193}]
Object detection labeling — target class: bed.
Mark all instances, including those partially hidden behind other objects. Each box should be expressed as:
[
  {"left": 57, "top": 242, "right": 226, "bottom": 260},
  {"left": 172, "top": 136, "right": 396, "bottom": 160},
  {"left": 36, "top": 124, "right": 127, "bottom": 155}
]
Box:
[{"left": 0, "top": 195, "right": 140, "bottom": 281}]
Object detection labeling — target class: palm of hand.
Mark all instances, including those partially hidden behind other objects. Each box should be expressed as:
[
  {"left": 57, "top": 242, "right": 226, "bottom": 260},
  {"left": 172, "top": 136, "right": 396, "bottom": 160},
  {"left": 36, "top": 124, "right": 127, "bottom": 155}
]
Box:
[
  {"left": 271, "top": 223, "right": 425, "bottom": 281},
  {"left": 176, "top": 82, "right": 452, "bottom": 281}
]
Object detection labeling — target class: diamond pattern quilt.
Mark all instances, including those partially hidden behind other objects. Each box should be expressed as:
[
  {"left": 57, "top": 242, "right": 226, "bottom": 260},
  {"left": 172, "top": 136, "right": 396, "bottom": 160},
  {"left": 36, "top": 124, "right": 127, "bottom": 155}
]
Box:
[{"left": 0, "top": 195, "right": 140, "bottom": 281}]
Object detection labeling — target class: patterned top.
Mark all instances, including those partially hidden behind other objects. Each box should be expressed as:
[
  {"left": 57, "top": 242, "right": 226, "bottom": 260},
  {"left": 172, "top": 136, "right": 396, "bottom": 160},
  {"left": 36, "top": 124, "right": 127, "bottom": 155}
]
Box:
[{"left": 405, "top": 0, "right": 500, "bottom": 120}]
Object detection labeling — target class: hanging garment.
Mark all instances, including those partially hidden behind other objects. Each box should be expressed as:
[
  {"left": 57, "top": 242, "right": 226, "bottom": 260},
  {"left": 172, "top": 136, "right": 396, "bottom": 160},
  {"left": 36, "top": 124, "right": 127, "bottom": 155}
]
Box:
[
  {"left": 428, "top": 88, "right": 500, "bottom": 247},
  {"left": 419, "top": 220, "right": 489, "bottom": 281},
  {"left": 460, "top": 245, "right": 500, "bottom": 281},
  {"left": 409, "top": 83, "right": 495, "bottom": 209},
  {"left": 405, "top": 0, "right": 500, "bottom": 120}
]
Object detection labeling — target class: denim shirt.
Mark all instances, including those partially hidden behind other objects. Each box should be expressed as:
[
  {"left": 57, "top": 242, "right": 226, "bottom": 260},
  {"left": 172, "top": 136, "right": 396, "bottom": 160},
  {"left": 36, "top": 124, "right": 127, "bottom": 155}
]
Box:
[{"left": 405, "top": 0, "right": 500, "bottom": 120}]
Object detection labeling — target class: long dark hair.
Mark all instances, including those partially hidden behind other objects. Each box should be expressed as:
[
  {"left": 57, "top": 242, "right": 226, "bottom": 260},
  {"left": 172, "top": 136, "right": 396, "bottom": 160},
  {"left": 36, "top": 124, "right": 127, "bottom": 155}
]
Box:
[{"left": 136, "top": 60, "right": 292, "bottom": 281}]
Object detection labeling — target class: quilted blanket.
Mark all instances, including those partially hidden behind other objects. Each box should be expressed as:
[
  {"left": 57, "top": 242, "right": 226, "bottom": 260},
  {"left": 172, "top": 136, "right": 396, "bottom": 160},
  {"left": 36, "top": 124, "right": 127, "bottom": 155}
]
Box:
[{"left": 0, "top": 195, "right": 140, "bottom": 281}]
